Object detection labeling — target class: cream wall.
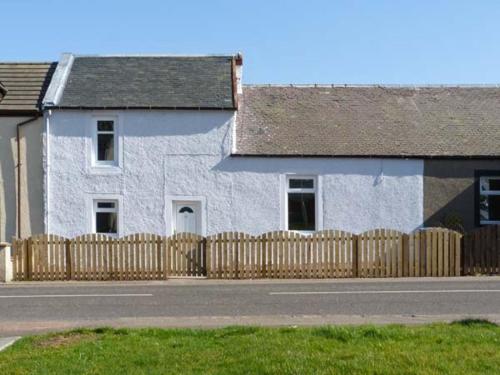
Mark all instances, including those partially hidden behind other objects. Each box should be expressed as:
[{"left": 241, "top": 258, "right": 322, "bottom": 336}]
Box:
[{"left": 0, "top": 116, "right": 44, "bottom": 241}]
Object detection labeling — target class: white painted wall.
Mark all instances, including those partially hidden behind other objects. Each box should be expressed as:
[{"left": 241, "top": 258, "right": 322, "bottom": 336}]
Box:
[{"left": 46, "top": 110, "right": 423, "bottom": 237}]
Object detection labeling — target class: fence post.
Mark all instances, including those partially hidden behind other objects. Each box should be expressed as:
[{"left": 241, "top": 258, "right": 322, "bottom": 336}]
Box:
[
  {"left": 402, "top": 234, "right": 409, "bottom": 277},
  {"left": 352, "top": 234, "right": 359, "bottom": 278},
  {"left": 204, "top": 237, "right": 210, "bottom": 278},
  {"left": 65, "top": 239, "right": 72, "bottom": 280},
  {"left": 26, "top": 237, "right": 32, "bottom": 281},
  {"left": 163, "top": 237, "right": 169, "bottom": 280},
  {"left": 456, "top": 233, "right": 463, "bottom": 276},
  {"left": 0, "top": 242, "right": 13, "bottom": 282}
]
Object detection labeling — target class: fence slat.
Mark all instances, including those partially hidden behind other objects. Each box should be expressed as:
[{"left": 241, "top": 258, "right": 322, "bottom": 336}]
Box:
[{"left": 12, "top": 226, "right": 500, "bottom": 282}]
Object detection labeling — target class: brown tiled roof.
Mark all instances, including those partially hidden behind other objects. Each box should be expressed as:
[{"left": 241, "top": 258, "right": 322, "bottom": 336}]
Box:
[
  {"left": 236, "top": 85, "right": 500, "bottom": 157},
  {"left": 0, "top": 62, "right": 57, "bottom": 113}
]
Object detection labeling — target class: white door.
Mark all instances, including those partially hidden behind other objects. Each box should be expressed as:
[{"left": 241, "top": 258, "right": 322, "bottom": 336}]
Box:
[{"left": 174, "top": 202, "right": 201, "bottom": 234}]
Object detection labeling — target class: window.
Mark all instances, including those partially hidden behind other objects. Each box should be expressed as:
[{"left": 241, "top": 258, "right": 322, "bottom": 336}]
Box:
[
  {"left": 286, "top": 177, "right": 316, "bottom": 231},
  {"left": 93, "top": 200, "right": 118, "bottom": 235},
  {"left": 95, "top": 120, "right": 116, "bottom": 165},
  {"left": 479, "top": 175, "right": 500, "bottom": 225}
]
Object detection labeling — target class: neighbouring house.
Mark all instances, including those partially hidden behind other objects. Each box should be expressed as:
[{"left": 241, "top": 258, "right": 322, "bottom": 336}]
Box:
[
  {"left": 2, "top": 52, "right": 498, "bottom": 239},
  {"left": 0, "top": 62, "right": 57, "bottom": 242},
  {"left": 237, "top": 85, "right": 500, "bottom": 232}
]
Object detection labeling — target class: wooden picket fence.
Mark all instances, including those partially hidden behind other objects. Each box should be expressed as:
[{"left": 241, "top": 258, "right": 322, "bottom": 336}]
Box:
[
  {"left": 11, "top": 227, "right": 476, "bottom": 281},
  {"left": 463, "top": 225, "right": 500, "bottom": 275}
]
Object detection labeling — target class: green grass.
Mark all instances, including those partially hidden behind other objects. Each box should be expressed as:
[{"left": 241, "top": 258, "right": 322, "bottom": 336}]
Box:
[{"left": 1, "top": 321, "right": 499, "bottom": 374}]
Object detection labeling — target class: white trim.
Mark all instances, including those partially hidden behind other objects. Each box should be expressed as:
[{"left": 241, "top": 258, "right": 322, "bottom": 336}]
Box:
[
  {"left": 42, "top": 53, "right": 74, "bottom": 107},
  {"left": 479, "top": 176, "right": 500, "bottom": 224},
  {"left": 88, "top": 114, "right": 123, "bottom": 172},
  {"left": 165, "top": 195, "right": 207, "bottom": 236},
  {"left": 43, "top": 110, "right": 51, "bottom": 234},
  {"left": 281, "top": 175, "right": 322, "bottom": 232},
  {"left": 87, "top": 194, "right": 123, "bottom": 237},
  {"left": 479, "top": 220, "right": 500, "bottom": 225}
]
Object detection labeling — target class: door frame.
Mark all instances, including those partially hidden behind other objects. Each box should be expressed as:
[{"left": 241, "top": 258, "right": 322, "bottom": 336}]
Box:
[{"left": 165, "top": 195, "right": 207, "bottom": 236}]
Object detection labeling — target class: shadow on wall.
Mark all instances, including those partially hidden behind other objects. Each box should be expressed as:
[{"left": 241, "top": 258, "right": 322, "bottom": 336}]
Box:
[
  {"left": 20, "top": 120, "right": 44, "bottom": 237},
  {"left": 212, "top": 156, "right": 420, "bottom": 177},
  {"left": 423, "top": 161, "right": 481, "bottom": 232},
  {"left": 0, "top": 127, "right": 17, "bottom": 242},
  {"left": 424, "top": 179, "right": 475, "bottom": 232}
]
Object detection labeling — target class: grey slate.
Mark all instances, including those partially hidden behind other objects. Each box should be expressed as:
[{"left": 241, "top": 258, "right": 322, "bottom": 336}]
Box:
[
  {"left": 236, "top": 85, "right": 500, "bottom": 157},
  {"left": 57, "top": 56, "right": 235, "bottom": 109}
]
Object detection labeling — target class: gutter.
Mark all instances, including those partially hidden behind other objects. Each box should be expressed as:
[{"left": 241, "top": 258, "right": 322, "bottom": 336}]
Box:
[
  {"left": 43, "top": 105, "right": 237, "bottom": 111},
  {"left": 230, "top": 153, "right": 500, "bottom": 160},
  {"left": 16, "top": 115, "right": 40, "bottom": 238}
]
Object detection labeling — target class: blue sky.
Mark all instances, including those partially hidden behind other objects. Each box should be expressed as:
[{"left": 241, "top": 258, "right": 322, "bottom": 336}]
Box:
[{"left": 2, "top": 0, "right": 500, "bottom": 84}]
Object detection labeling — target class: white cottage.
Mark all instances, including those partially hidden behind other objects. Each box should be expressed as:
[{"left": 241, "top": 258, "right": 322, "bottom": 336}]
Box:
[{"left": 41, "top": 53, "right": 425, "bottom": 238}]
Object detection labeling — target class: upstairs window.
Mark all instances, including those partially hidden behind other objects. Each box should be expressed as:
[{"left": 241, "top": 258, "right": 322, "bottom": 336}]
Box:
[
  {"left": 93, "top": 200, "right": 118, "bottom": 235},
  {"left": 479, "top": 176, "right": 500, "bottom": 225},
  {"left": 94, "top": 119, "right": 116, "bottom": 165},
  {"left": 286, "top": 177, "right": 316, "bottom": 231}
]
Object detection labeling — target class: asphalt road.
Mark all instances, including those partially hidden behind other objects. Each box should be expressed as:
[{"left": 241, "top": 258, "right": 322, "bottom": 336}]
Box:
[{"left": 1, "top": 277, "right": 499, "bottom": 335}]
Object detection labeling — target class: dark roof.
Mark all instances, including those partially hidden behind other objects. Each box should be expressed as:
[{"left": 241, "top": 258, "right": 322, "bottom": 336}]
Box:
[
  {"left": 56, "top": 56, "right": 236, "bottom": 109},
  {"left": 236, "top": 85, "right": 500, "bottom": 157},
  {"left": 0, "top": 63, "right": 57, "bottom": 114}
]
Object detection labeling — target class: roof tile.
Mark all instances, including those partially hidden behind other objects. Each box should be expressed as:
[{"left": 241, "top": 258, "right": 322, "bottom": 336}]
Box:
[
  {"left": 56, "top": 56, "right": 236, "bottom": 109},
  {"left": 236, "top": 86, "right": 500, "bottom": 157},
  {"left": 0, "top": 63, "right": 57, "bottom": 113}
]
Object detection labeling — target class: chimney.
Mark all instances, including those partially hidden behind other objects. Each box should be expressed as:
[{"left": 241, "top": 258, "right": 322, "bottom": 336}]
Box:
[{"left": 235, "top": 53, "right": 243, "bottom": 94}]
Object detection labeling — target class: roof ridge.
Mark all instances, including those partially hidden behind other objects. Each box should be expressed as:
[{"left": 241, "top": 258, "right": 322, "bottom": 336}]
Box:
[
  {"left": 243, "top": 83, "right": 500, "bottom": 88},
  {"left": 0, "top": 61, "right": 56, "bottom": 65},
  {"left": 72, "top": 54, "right": 236, "bottom": 58}
]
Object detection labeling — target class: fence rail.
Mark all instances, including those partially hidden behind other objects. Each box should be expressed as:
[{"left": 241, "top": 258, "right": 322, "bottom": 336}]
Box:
[{"left": 12, "top": 226, "right": 485, "bottom": 281}]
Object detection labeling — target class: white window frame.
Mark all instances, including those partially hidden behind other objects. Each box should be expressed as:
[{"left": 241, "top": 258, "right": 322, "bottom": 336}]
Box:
[
  {"left": 92, "top": 117, "right": 118, "bottom": 167},
  {"left": 283, "top": 175, "right": 321, "bottom": 233},
  {"left": 89, "top": 195, "right": 123, "bottom": 237},
  {"left": 479, "top": 176, "right": 500, "bottom": 225}
]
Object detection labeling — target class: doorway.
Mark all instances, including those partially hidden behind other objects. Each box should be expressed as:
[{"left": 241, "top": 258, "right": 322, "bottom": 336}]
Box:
[{"left": 173, "top": 201, "right": 202, "bottom": 235}]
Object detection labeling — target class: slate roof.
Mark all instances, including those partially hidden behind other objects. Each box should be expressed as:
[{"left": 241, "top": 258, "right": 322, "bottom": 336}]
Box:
[
  {"left": 55, "top": 56, "right": 236, "bottom": 109},
  {"left": 0, "top": 63, "right": 57, "bottom": 113},
  {"left": 235, "top": 85, "right": 500, "bottom": 157}
]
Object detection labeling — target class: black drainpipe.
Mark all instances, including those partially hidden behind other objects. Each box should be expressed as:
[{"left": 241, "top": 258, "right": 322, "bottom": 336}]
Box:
[{"left": 16, "top": 115, "right": 40, "bottom": 238}]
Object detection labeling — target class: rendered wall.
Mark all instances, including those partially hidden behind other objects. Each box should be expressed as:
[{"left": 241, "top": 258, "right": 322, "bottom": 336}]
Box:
[
  {"left": 46, "top": 110, "right": 424, "bottom": 237},
  {"left": 424, "top": 159, "right": 500, "bottom": 231},
  {"left": 0, "top": 116, "right": 44, "bottom": 241}
]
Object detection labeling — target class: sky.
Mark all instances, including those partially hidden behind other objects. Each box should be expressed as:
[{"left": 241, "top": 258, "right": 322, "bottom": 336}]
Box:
[{"left": 1, "top": 0, "right": 500, "bottom": 84}]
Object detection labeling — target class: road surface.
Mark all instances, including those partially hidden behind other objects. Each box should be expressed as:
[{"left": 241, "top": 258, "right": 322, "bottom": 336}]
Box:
[{"left": 0, "top": 277, "right": 499, "bottom": 335}]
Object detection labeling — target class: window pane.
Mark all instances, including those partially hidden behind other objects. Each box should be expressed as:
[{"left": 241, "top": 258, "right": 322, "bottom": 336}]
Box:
[
  {"left": 97, "top": 201, "right": 115, "bottom": 209},
  {"left": 288, "top": 193, "right": 315, "bottom": 231},
  {"left": 289, "top": 179, "right": 314, "bottom": 189},
  {"left": 480, "top": 177, "right": 500, "bottom": 192},
  {"left": 97, "top": 133, "right": 114, "bottom": 161},
  {"left": 97, "top": 120, "right": 114, "bottom": 132},
  {"left": 480, "top": 195, "right": 500, "bottom": 221},
  {"left": 96, "top": 212, "right": 117, "bottom": 234},
  {"left": 179, "top": 206, "right": 194, "bottom": 214}
]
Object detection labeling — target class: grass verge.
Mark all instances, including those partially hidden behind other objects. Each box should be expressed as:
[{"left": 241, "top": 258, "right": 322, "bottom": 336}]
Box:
[{"left": 0, "top": 320, "right": 499, "bottom": 374}]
